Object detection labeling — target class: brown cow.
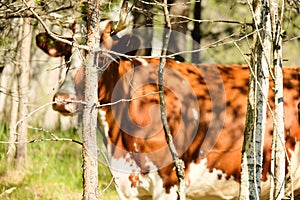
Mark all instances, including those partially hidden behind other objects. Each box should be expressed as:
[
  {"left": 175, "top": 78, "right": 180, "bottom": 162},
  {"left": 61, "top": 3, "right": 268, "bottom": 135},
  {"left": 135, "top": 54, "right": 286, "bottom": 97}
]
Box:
[{"left": 36, "top": 20, "right": 300, "bottom": 199}]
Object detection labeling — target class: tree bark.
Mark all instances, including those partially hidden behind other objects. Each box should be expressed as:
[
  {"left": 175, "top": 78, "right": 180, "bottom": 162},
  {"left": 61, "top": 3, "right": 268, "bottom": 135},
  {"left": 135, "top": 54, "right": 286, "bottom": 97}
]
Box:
[
  {"left": 6, "top": 19, "right": 22, "bottom": 165},
  {"left": 82, "top": 0, "right": 101, "bottom": 199},
  {"left": 159, "top": 1, "right": 185, "bottom": 199},
  {"left": 0, "top": 55, "right": 15, "bottom": 120},
  {"left": 270, "top": 0, "right": 286, "bottom": 199},
  {"left": 239, "top": 0, "right": 272, "bottom": 199},
  {"left": 15, "top": 15, "right": 32, "bottom": 171},
  {"left": 7, "top": 81, "right": 19, "bottom": 164}
]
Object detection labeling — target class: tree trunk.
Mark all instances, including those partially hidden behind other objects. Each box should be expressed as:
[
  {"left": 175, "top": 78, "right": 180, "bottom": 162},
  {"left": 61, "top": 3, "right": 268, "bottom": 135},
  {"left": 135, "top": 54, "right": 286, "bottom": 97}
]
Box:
[
  {"left": 239, "top": 0, "right": 272, "bottom": 199},
  {"left": 15, "top": 15, "right": 32, "bottom": 171},
  {"left": 0, "top": 55, "right": 14, "bottom": 120},
  {"left": 7, "top": 19, "right": 22, "bottom": 165},
  {"left": 159, "top": 1, "right": 185, "bottom": 199},
  {"left": 132, "top": 0, "right": 154, "bottom": 56},
  {"left": 168, "top": 0, "right": 189, "bottom": 62},
  {"left": 82, "top": 0, "right": 101, "bottom": 199},
  {"left": 0, "top": 19, "right": 20, "bottom": 121},
  {"left": 270, "top": 0, "right": 286, "bottom": 199},
  {"left": 7, "top": 81, "right": 19, "bottom": 164},
  {"left": 191, "top": 0, "right": 202, "bottom": 63}
]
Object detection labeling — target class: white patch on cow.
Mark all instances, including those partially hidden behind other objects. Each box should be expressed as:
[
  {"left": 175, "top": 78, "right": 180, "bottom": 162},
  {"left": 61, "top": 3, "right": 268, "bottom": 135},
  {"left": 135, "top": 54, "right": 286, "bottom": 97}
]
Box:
[
  {"left": 133, "top": 142, "right": 139, "bottom": 153},
  {"left": 108, "top": 149, "right": 179, "bottom": 200},
  {"left": 287, "top": 141, "right": 300, "bottom": 194},
  {"left": 186, "top": 158, "right": 239, "bottom": 200},
  {"left": 134, "top": 58, "right": 148, "bottom": 66},
  {"left": 175, "top": 60, "right": 181, "bottom": 64},
  {"left": 109, "top": 153, "right": 141, "bottom": 199},
  {"left": 98, "top": 109, "right": 109, "bottom": 137},
  {"left": 192, "top": 108, "right": 199, "bottom": 121}
]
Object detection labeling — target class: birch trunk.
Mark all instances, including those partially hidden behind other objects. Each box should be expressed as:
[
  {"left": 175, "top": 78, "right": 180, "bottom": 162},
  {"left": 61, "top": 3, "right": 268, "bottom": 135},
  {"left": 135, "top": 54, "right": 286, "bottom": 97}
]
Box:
[
  {"left": 270, "top": 0, "right": 286, "bottom": 199},
  {"left": 0, "top": 56, "right": 15, "bottom": 119},
  {"left": 0, "top": 19, "right": 20, "bottom": 121},
  {"left": 6, "top": 19, "right": 22, "bottom": 164},
  {"left": 7, "top": 81, "right": 18, "bottom": 164},
  {"left": 239, "top": 0, "right": 272, "bottom": 199},
  {"left": 82, "top": 0, "right": 101, "bottom": 199},
  {"left": 15, "top": 16, "right": 32, "bottom": 170}
]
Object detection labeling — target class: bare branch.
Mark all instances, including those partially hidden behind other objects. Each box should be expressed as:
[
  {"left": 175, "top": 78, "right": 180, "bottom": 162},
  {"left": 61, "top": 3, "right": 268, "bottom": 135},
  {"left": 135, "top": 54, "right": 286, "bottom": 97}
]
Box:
[
  {"left": 21, "top": 0, "right": 89, "bottom": 51},
  {"left": 132, "top": 6, "right": 253, "bottom": 26},
  {"left": 158, "top": 0, "right": 185, "bottom": 199},
  {"left": 1, "top": 136, "right": 83, "bottom": 146},
  {"left": 96, "top": 91, "right": 161, "bottom": 108}
]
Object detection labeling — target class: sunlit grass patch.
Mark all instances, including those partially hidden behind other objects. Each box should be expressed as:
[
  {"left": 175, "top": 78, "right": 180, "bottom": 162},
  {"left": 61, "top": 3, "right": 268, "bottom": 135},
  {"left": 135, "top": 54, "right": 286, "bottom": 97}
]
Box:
[{"left": 0, "top": 123, "right": 119, "bottom": 199}]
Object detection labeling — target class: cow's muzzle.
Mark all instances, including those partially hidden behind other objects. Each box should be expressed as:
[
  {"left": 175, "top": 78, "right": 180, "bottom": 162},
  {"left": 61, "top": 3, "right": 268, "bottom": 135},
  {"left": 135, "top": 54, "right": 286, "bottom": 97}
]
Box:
[{"left": 52, "top": 93, "right": 77, "bottom": 116}]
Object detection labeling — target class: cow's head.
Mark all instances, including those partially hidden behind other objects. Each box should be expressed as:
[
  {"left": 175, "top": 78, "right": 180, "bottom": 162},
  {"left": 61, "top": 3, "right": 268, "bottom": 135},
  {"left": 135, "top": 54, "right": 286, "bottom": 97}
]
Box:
[{"left": 36, "top": 20, "right": 141, "bottom": 116}]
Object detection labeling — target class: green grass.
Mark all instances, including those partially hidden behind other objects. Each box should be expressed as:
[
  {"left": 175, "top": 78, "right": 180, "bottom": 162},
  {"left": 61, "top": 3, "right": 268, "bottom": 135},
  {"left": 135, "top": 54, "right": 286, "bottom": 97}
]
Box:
[{"left": 0, "top": 123, "right": 119, "bottom": 200}]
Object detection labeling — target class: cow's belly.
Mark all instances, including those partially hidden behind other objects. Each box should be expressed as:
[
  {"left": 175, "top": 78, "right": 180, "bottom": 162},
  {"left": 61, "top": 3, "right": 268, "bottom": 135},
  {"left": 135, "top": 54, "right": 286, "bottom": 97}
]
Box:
[
  {"left": 110, "top": 156, "right": 240, "bottom": 200},
  {"left": 107, "top": 142, "right": 300, "bottom": 200},
  {"left": 186, "top": 158, "right": 239, "bottom": 200},
  {"left": 108, "top": 147, "right": 178, "bottom": 200},
  {"left": 186, "top": 141, "right": 300, "bottom": 200}
]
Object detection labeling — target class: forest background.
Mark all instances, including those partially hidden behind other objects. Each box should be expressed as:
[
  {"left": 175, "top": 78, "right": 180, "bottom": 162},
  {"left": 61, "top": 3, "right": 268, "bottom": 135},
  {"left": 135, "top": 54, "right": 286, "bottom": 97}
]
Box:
[{"left": 0, "top": 0, "right": 299, "bottom": 199}]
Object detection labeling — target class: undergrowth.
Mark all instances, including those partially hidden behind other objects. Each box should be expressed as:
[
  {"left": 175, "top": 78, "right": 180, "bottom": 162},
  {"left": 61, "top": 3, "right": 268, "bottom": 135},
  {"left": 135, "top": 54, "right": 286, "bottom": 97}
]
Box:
[{"left": 0, "top": 123, "right": 118, "bottom": 200}]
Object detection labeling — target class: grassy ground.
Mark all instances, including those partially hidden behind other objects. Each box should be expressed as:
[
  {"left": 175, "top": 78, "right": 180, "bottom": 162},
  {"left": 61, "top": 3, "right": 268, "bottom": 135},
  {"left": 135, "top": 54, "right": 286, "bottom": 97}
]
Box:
[{"left": 0, "top": 123, "right": 119, "bottom": 200}]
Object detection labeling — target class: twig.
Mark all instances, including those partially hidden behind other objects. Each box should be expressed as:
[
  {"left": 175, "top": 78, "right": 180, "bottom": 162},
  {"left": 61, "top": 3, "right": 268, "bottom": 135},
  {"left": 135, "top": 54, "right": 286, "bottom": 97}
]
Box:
[
  {"left": 0, "top": 187, "right": 16, "bottom": 197},
  {"left": 158, "top": 1, "right": 185, "bottom": 199},
  {"left": 93, "top": 30, "right": 256, "bottom": 61},
  {"left": 95, "top": 91, "right": 161, "bottom": 108},
  {"left": 21, "top": 0, "right": 89, "bottom": 51},
  {"left": 10, "top": 99, "right": 86, "bottom": 148},
  {"left": 1, "top": 136, "right": 83, "bottom": 146},
  {"left": 132, "top": 6, "right": 253, "bottom": 26},
  {"left": 23, "top": 0, "right": 258, "bottom": 65},
  {"left": 3, "top": 126, "right": 82, "bottom": 151},
  {"left": 100, "top": 176, "right": 116, "bottom": 195},
  {"left": 99, "top": 149, "right": 119, "bottom": 195}
]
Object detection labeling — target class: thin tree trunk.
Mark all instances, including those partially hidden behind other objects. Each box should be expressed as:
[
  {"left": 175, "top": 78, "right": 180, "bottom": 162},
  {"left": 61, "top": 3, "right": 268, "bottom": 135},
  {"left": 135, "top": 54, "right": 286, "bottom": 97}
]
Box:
[
  {"left": 15, "top": 15, "right": 32, "bottom": 171},
  {"left": 239, "top": 0, "right": 272, "bottom": 199},
  {"left": 132, "top": 0, "right": 154, "bottom": 56},
  {"left": 0, "top": 19, "right": 19, "bottom": 121},
  {"left": 168, "top": 0, "right": 189, "bottom": 62},
  {"left": 159, "top": 1, "right": 185, "bottom": 199},
  {"left": 7, "top": 81, "right": 19, "bottom": 164},
  {"left": 270, "top": 0, "right": 286, "bottom": 199},
  {"left": 7, "top": 19, "right": 22, "bottom": 165},
  {"left": 191, "top": 0, "right": 202, "bottom": 63},
  {"left": 82, "top": 0, "right": 101, "bottom": 199},
  {"left": 0, "top": 57, "right": 14, "bottom": 119}
]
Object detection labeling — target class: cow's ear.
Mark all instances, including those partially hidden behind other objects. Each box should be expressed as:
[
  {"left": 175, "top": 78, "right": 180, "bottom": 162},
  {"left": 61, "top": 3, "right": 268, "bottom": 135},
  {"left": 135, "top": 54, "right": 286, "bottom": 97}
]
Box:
[
  {"left": 36, "top": 32, "right": 72, "bottom": 58},
  {"left": 100, "top": 20, "right": 113, "bottom": 50},
  {"left": 112, "top": 34, "right": 141, "bottom": 57}
]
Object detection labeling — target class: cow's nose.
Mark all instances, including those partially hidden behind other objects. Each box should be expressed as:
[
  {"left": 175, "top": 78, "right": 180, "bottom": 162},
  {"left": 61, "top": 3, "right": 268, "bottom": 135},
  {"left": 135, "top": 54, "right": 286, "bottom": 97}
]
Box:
[{"left": 52, "top": 93, "right": 76, "bottom": 116}]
